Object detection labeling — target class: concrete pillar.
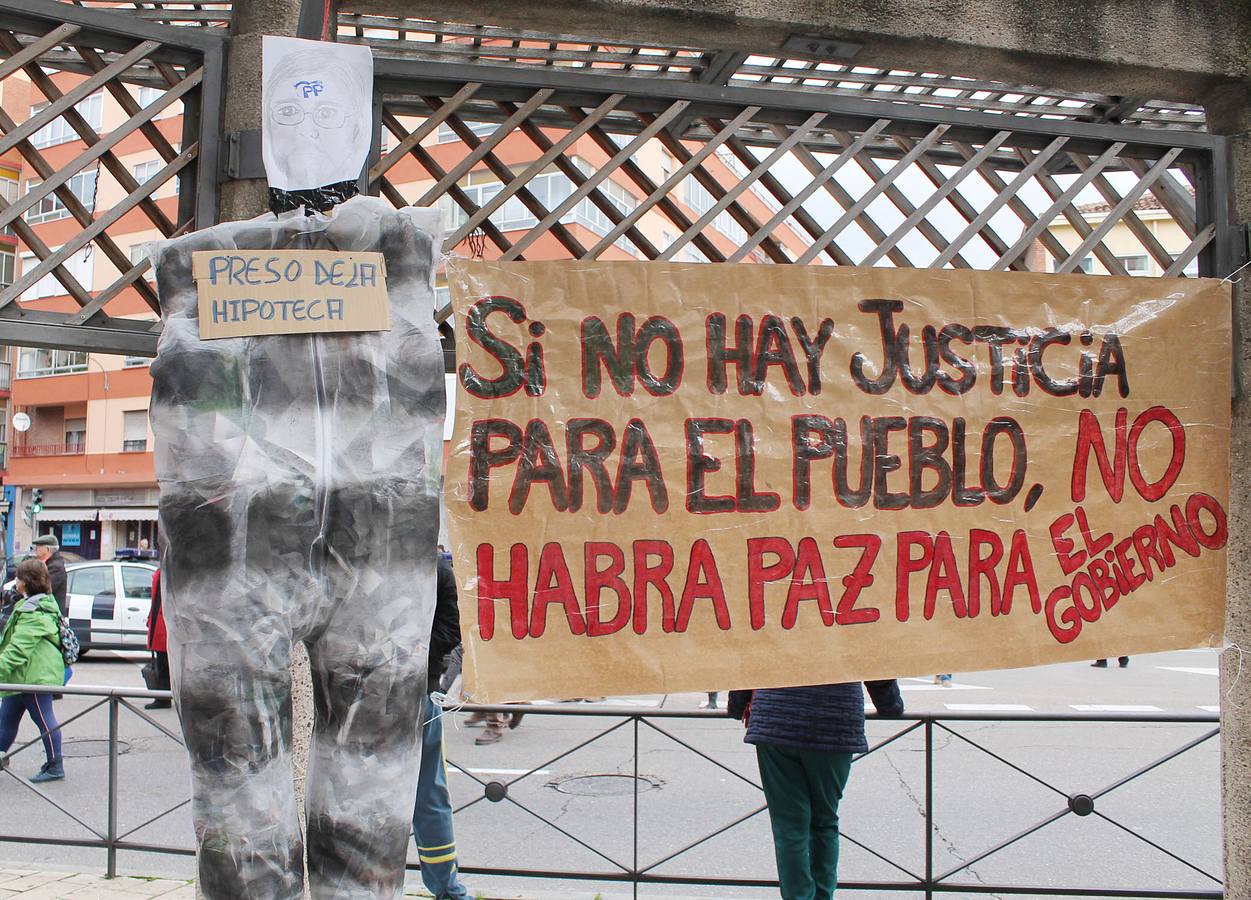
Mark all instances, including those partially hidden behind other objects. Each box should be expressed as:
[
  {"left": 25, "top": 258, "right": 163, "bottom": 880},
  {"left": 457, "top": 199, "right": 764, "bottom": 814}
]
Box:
[
  {"left": 220, "top": 0, "right": 302, "bottom": 220},
  {"left": 214, "top": 1, "right": 314, "bottom": 895},
  {"left": 1206, "top": 81, "right": 1251, "bottom": 899}
]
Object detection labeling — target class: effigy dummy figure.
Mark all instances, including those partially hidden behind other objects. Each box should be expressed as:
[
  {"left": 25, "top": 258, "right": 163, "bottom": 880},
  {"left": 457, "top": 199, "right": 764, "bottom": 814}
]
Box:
[{"left": 147, "top": 196, "right": 444, "bottom": 898}]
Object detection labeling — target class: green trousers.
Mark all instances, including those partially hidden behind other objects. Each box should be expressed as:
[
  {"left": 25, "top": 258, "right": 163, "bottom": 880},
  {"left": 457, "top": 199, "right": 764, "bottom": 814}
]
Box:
[{"left": 756, "top": 744, "right": 854, "bottom": 900}]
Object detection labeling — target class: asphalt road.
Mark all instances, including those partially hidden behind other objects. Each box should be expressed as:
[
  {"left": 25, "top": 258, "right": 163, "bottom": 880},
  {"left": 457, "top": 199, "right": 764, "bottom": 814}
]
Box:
[{"left": 0, "top": 648, "right": 1224, "bottom": 899}]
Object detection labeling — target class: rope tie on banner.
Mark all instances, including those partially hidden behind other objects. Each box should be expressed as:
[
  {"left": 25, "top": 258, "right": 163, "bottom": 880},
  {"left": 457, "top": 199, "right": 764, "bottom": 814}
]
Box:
[
  {"left": 1221, "top": 257, "right": 1251, "bottom": 284},
  {"left": 1221, "top": 641, "right": 1247, "bottom": 709}
]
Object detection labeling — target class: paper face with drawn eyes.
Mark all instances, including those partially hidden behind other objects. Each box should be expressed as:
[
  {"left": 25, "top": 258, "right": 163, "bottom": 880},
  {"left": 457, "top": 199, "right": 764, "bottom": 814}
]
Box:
[{"left": 262, "top": 36, "right": 374, "bottom": 192}]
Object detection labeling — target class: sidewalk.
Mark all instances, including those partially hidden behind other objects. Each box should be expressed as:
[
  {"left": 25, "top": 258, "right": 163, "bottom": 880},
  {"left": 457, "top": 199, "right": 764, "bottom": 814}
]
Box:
[
  {"left": 0, "top": 870, "right": 722, "bottom": 900},
  {"left": 0, "top": 871, "right": 193, "bottom": 899}
]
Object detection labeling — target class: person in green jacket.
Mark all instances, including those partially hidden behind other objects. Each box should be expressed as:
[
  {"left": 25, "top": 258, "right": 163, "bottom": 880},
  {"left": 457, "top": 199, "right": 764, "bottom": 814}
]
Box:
[{"left": 0, "top": 559, "right": 67, "bottom": 783}]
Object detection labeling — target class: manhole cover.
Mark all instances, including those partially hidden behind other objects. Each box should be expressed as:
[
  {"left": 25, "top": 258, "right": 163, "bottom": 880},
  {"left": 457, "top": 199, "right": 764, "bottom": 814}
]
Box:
[
  {"left": 549, "top": 774, "right": 662, "bottom": 796},
  {"left": 61, "top": 739, "right": 130, "bottom": 759}
]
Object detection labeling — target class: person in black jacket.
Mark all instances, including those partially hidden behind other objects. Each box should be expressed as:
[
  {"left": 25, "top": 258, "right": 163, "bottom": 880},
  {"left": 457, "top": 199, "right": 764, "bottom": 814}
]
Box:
[
  {"left": 729, "top": 680, "right": 904, "bottom": 900},
  {"left": 31, "top": 536, "right": 66, "bottom": 617},
  {"left": 410, "top": 556, "right": 472, "bottom": 900}
]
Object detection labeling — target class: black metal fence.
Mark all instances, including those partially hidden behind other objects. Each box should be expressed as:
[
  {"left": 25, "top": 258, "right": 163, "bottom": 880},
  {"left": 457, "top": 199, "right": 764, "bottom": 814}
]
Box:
[{"left": 0, "top": 683, "right": 1223, "bottom": 898}]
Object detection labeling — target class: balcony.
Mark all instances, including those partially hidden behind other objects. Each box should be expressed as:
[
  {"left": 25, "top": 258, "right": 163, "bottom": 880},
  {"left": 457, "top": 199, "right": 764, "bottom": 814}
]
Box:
[{"left": 11, "top": 442, "right": 86, "bottom": 458}]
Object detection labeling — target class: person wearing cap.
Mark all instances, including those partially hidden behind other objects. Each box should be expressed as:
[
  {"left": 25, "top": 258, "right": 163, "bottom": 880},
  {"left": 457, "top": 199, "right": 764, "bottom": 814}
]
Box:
[{"left": 31, "top": 536, "right": 66, "bottom": 618}]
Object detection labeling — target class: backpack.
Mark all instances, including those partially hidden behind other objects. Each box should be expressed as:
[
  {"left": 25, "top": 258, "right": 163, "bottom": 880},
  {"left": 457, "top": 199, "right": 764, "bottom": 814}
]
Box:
[
  {"left": 55, "top": 616, "right": 81, "bottom": 667},
  {"left": 27, "top": 595, "right": 79, "bottom": 667}
]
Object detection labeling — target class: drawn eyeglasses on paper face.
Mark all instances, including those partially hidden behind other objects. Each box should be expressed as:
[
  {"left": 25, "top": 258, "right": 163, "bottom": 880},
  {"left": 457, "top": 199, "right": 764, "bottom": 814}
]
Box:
[{"left": 270, "top": 99, "right": 348, "bottom": 129}]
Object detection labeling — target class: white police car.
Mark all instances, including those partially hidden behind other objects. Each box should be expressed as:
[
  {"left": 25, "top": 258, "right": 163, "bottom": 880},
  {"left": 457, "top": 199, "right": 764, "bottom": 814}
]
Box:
[{"left": 5, "top": 560, "right": 158, "bottom": 653}]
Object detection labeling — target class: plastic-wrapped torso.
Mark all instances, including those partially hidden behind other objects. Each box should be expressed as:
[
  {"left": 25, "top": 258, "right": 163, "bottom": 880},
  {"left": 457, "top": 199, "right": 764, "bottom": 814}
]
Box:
[{"left": 149, "top": 197, "right": 444, "bottom": 899}]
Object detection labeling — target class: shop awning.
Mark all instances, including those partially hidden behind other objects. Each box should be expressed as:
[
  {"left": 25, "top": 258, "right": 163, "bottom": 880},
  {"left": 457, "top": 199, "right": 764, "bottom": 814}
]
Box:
[
  {"left": 98, "top": 507, "right": 159, "bottom": 522},
  {"left": 37, "top": 507, "right": 98, "bottom": 522}
]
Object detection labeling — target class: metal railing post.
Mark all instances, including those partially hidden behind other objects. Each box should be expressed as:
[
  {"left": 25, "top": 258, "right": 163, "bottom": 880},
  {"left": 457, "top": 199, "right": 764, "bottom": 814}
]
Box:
[
  {"left": 633, "top": 714, "right": 639, "bottom": 899},
  {"left": 925, "top": 717, "right": 933, "bottom": 900},
  {"left": 107, "top": 693, "right": 119, "bottom": 878}
]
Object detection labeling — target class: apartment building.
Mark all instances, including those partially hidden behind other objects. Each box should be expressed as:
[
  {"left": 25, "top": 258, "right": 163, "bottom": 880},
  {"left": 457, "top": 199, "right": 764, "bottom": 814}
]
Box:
[
  {"left": 1, "top": 50, "right": 805, "bottom": 561},
  {"left": 1046, "top": 190, "right": 1201, "bottom": 278},
  {"left": 1, "top": 66, "right": 172, "bottom": 559},
  {"left": 0, "top": 96, "right": 20, "bottom": 556}
]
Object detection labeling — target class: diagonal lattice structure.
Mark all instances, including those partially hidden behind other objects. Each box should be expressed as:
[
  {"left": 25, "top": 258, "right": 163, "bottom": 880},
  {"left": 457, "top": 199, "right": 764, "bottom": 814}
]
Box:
[
  {"left": 370, "top": 56, "right": 1221, "bottom": 295},
  {"left": 0, "top": 0, "right": 221, "bottom": 355},
  {"left": 0, "top": 1, "right": 1229, "bottom": 357}
]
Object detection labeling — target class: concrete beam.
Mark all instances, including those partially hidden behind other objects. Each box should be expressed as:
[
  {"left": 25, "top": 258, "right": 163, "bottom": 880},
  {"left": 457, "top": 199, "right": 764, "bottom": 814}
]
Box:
[{"left": 347, "top": 0, "right": 1251, "bottom": 104}]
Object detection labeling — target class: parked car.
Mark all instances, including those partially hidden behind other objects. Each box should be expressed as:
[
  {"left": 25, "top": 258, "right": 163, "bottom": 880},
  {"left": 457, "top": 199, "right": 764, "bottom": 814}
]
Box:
[
  {"left": 114, "top": 548, "right": 159, "bottom": 562},
  {"left": 3, "top": 559, "right": 158, "bottom": 653}
]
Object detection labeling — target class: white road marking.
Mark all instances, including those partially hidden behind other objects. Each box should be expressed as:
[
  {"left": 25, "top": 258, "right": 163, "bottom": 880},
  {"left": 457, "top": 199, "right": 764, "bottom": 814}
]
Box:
[
  {"left": 529, "top": 697, "right": 662, "bottom": 707},
  {"left": 1198, "top": 705, "right": 1221, "bottom": 713},
  {"left": 1070, "top": 704, "right": 1163, "bottom": 712},
  {"left": 1157, "top": 666, "right": 1219, "bottom": 676},
  {"left": 897, "top": 682, "right": 992, "bottom": 692},
  {"left": 944, "top": 703, "right": 1033, "bottom": 712},
  {"left": 448, "top": 766, "right": 552, "bottom": 777}
]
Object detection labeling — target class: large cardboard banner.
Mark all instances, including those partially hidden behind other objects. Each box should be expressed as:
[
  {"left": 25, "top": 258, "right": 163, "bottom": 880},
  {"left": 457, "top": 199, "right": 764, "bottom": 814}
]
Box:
[{"left": 446, "top": 261, "right": 1231, "bottom": 702}]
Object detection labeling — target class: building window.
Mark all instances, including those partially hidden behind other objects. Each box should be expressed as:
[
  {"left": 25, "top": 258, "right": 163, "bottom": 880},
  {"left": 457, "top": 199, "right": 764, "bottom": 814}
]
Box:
[
  {"left": 19, "top": 246, "right": 94, "bottom": 301},
  {"left": 64, "top": 417, "right": 86, "bottom": 454},
  {"left": 29, "top": 94, "right": 103, "bottom": 149},
  {"left": 0, "top": 175, "right": 17, "bottom": 236},
  {"left": 0, "top": 249, "right": 13, "bottom": 288},
  {"left": 1056, "top": 256, "right": 1094, "bottom": 273},
  {"left": 128, "top": 243, "right": 157, "bottom": 283},
  {"left": 436, "top": 120, "right": 497, "bottom": 143},
  {"left": 16, "top": 348, "right": 88, "bottom": 378},
  {"left": 438, "top": 169, "right": 640, "bottom": 255},
  {"left": 122, "top": 409, "right": 148, "bottom": 452},
  {"left": 1117, "top": 254, "right": 1150, "bottom": 276},
  {"left": 133, "top": 159, "right": 178, "bottom": 196},
  {"left": 24, "top": 170, "right": 97, "bottom": 224},
  {"left": 133, "top": 159, "right": 160, "bottom": 183},
  {"left": 683, "top": 177, "right": 748, "bottom": 246},
  {"left": 439, "top": 170, "right": 560, "bottom": 233},
  {"left": 660, "top": 152, "right": 675, "bottom": 181},
  {"left": 135, "top": 86, "right": 177, "bottom": 117}
]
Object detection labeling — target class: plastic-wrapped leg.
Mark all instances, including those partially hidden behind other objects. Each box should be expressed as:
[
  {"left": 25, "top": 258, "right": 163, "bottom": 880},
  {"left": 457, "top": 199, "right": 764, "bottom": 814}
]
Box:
[
  {"left": 172, "top": 615, "right": 304, "bottom": 899},
  {"left": 304, "top": 628, "right": 425, "bottom": 898}
]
